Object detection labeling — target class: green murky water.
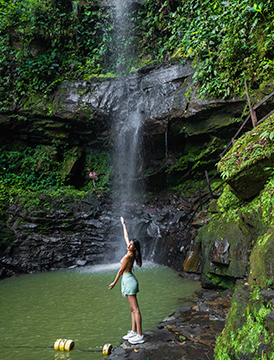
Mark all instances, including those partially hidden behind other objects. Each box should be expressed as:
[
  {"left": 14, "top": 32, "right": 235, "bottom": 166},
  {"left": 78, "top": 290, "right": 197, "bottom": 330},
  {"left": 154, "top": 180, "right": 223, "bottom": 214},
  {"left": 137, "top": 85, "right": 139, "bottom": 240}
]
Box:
[{"left": 0, "top": 262, "right": 201, "bottom": 360}]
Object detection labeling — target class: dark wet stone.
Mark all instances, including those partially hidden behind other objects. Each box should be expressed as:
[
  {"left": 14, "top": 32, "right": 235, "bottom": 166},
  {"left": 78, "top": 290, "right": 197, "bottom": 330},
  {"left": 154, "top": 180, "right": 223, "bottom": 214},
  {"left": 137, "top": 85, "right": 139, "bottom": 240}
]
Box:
[
  {"left": 183, "top": 244, "right": 201, "bottom": 273},
  {"left": 178, "top": 306, "right": 192, "bottom": 313},
  {"left": 261, "top": 290, "right": 274, "bottom": 300},
  {"left": 162, "top": 312, "right": 181, "bottom": 322},
  {"left": 107, "top": 328, "right": 214, "bottom": 360},
  {"left": 107, "top": 291, "right": 230, "bottom": 360},
  {"left": 199, "top": 303, "right": 211, "bottom": 312},
  {"left": 76, "top": 260, "right": 87, "bottom": 266},
  {"left": 210, "top": 239, "right": 230, "bottom": 265},
  {"left": 267, "top": 310, "right": 274, "bottom": 333}
]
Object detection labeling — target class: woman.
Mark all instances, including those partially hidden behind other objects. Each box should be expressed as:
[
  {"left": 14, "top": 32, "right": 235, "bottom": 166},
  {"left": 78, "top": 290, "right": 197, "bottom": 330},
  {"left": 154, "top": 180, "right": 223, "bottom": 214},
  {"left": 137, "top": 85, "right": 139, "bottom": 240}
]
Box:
[{"left": 108, "top": 217, "right": 144, "bottom": 344}]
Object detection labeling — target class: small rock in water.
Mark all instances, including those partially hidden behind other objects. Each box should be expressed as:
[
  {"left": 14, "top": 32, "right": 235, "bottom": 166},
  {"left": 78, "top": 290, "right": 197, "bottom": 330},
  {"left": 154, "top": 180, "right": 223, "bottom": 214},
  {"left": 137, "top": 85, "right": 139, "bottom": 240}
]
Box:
[
  {"left": 76, "top": 260, "right": 87, "bottom": 266},
  {"left": 68, "top": 265, "right": 77, "bottom": 269}
]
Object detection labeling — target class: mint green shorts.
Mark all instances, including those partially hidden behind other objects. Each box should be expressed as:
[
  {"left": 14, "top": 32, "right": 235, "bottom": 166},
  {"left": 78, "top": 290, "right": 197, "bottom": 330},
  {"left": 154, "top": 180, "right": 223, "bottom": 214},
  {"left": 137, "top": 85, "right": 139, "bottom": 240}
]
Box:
[{"left": 121, "top": 272, "right": 139, "bottom": 297}]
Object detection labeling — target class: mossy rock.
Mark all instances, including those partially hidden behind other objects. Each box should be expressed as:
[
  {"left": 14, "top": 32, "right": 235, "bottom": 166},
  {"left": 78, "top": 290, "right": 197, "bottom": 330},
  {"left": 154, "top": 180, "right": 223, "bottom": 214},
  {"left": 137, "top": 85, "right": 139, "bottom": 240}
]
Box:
[
  {"left": 208, "top": 199, "right": 220, "bottom": 213},
  {"left": 60, "top": 147, "right": 83, "bottom": 182},
  {"left": 182, "top": 111, "right": 239, "bottom": 137},
  {"left": 196, "top": 216, "right": 252, "bottom": 288},
  {"left": 249, "top": 230, "right": 274, "bottom": 289},
  {"left": 215, "top": 283, "right": 273, "bottom": 359},
  {"left": 201, "top": 273, "right": 235, "bottom": 289},
  {"left": 223, "top": 283, "right": 250, "bottom": 332},
  {"left": 214, "top": 284, "right": 268, "bottom": 360},
  {"left": 217, "top": 115, "right": 274, "bottom": 200},
  {"left": 227, "top": 156, "right": 273, "bottom": 200}
]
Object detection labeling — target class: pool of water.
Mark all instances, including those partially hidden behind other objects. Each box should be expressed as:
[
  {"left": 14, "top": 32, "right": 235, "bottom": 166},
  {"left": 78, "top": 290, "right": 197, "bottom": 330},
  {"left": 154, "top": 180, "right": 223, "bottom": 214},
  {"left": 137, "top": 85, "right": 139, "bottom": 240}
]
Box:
[{"left": 0, "top": 262, "right": 201, "bottom": 360}]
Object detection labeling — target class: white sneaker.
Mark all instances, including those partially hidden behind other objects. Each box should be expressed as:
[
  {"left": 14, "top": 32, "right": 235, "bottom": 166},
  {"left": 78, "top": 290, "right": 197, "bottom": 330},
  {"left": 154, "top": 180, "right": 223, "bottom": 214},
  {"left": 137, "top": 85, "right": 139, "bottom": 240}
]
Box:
[
  {"left": 128, "top": 334, "right": 145, "bottom": 344},
  {"left": 123, "top": 330, "right": 137, "bottom": 340}
]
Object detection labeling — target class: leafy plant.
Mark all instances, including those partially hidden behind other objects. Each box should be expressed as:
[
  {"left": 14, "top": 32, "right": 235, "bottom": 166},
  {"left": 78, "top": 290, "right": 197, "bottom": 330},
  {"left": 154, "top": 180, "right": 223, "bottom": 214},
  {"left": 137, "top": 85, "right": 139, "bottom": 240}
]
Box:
[{"left": 137, "top": 0, "right": 274, "bottom": 98}]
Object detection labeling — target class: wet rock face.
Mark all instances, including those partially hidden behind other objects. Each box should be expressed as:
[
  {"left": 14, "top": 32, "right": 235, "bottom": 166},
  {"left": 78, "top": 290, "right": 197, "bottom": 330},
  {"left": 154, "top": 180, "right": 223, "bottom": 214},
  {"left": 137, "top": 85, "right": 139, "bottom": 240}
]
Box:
[
  {"left": 0, "top": 192, "right": 201, "bottom": 277},
  {"left": 183, "top": 244, "right": 201, "bottom": 273},
  {"left": 54, "top": 64, "right": 244, "bottom": 176},
  {"left": 0, "top": 63, "right": 245, "bottom": 190},
  {"left": 209, "top": 239, "right": 230, "bottom": 265}
]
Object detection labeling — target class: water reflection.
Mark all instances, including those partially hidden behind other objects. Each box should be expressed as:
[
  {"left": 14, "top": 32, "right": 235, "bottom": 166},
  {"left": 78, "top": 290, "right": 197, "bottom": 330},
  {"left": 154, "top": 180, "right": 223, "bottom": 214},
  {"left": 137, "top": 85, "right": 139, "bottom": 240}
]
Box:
[
  {"left": 54, "top": 353, "right": 72, "bottom": 360},
  {"left": 0, "top": 262, "right": 201, "bottom": 360}
]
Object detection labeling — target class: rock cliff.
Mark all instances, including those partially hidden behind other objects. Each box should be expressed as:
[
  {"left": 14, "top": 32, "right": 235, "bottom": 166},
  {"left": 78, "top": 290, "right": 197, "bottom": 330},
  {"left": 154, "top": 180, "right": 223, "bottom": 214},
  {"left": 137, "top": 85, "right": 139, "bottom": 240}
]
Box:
[{"left": 1, "top": 62, "right": 245, "bottom": 189}]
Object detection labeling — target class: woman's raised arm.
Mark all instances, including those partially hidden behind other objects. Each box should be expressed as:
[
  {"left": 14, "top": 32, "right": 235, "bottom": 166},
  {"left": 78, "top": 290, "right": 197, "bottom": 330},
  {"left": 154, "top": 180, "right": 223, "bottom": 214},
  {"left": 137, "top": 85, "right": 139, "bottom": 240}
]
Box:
[{"left": 121, "top": 217, "right": 130, "bottom": 246}]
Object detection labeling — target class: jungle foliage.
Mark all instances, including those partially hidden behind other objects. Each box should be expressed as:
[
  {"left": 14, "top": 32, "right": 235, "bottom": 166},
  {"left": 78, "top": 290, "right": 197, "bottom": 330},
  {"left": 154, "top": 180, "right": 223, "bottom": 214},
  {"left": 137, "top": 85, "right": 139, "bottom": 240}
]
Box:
[
  {"left": 139, "top": 0, "right": 274, "bottom": 98},
  {"left": 1, "top": 0, "right": 274, "bottom": 110},
  {"left": 0, "top": 0, "right": 138, "bottom": 109},
  {"left": 1, "top": 0, "right": 274, "bottom": 203}
]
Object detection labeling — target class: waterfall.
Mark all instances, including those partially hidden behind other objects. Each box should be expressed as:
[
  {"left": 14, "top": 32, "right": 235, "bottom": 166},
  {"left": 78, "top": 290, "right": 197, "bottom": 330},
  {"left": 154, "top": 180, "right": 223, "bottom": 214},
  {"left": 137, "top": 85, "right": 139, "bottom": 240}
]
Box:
[{"left": 110, "top": 0, "right": 145, "bottom": 259}]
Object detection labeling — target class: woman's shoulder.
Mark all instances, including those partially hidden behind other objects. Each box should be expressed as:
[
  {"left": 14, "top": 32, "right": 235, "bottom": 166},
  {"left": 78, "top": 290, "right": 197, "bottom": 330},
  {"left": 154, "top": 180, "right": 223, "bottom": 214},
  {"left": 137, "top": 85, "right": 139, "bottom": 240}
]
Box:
[
  {"left": 122, "top": 253, "right": 134, "bottom": 265},
  {"left": 123, "top": 253, "right": 134, "bottom": 260}
]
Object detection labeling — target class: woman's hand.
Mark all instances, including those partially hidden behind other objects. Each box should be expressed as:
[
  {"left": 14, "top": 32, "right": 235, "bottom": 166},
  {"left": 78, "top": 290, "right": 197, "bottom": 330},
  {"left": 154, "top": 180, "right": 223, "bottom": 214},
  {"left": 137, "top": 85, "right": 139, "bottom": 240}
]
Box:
[
  {"left": 108, "top": 282, "right": 115, "bottom": 290},
  {"left": 120, "top": 216, "right": 125, "bottom": 225}
]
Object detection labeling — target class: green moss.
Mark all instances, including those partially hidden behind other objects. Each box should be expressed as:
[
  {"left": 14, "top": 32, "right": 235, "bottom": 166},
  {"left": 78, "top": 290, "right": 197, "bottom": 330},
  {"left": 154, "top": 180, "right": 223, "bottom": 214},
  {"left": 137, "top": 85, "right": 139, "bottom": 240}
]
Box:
[
  {"left": 130, "top": 55, "right": 154, "bottom": 73},
  {"left": 170, "top": 137, "right": 225, "bottom": 172},
  {"left": 60, "top": 147, "right": 82, "bottom": 182},
  {"left": 22, "top": 91, "right": 63, "bottom": 117},
  {"left": 215, "top": 284, "right": 272, "bottom": 360},
  {"left": 202, "top": 273, "right": 235, "bottom": 289},
  {"left": 217, "top": 114, "right": 274, "bottom": 181},
  {"left": 18, "top": 193, "right": 42, "bottom": 210},
  {"left": 31, "top": 145, "right": 59, "bottom": 174},
  {"left": 217, "top": 184, "right": 243, "bottom": 215},
  {"left": 249, "top": 230, "right": 274, "bottom": 289},
  {"left": 183, "top": 114, "right": 240, "bottom": 137},
  {"left": 259, "top": 178, "right": 274, "bottom": 227}
]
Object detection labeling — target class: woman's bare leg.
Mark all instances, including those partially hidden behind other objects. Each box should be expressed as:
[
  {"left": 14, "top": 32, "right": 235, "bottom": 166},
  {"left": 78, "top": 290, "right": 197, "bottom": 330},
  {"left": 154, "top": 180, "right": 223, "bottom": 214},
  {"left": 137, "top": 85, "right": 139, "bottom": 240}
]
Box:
[{"left": 127, "top": 295, "right": 142, "bottom": 335}]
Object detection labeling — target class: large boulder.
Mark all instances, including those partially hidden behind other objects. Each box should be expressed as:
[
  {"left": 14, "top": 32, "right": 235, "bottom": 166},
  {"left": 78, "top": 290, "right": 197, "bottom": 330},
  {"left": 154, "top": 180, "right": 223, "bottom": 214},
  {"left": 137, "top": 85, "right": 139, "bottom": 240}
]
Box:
[
  {"left": 196, "top": 216, "right": 253, "bottom": 289},
  {"left": 217, "top": 115, "right": 274, "bottom": 200}
]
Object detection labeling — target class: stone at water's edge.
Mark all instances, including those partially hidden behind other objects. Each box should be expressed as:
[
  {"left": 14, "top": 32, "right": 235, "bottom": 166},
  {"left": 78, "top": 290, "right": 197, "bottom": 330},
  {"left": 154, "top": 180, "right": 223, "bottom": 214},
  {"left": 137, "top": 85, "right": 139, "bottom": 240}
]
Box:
[
  {"left": 183, "top": 244, "right": 201, "bottom": 273},
  {"left": 106, "top": 290, "right": 231, "bottom": 360}
]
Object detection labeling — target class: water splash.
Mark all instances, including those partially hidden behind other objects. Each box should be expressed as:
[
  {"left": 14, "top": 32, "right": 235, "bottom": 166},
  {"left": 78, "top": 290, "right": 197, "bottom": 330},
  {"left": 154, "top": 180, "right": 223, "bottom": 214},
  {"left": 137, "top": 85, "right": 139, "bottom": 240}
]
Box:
[{"left": 75, "top": 261, "right": 165, "bottom": 274}]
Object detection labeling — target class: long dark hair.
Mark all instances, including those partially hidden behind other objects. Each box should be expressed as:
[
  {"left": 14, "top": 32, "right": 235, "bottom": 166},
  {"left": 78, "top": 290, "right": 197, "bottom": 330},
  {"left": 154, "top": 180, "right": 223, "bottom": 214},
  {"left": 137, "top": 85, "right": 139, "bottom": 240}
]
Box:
[{"left": 133, "top": 239, "right": 142, "bottom": 267}]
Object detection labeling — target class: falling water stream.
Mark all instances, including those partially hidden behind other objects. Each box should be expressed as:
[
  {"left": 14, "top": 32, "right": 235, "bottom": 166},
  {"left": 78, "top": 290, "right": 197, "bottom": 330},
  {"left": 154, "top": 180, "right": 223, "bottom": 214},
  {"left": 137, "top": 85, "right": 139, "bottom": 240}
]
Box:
[
  {"left": 111, "top": 0, "right": 144, "bottom": 204},
  {"left": 109, "top": 0, "right": 147, "bottom": 264}
]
